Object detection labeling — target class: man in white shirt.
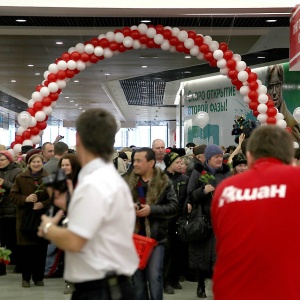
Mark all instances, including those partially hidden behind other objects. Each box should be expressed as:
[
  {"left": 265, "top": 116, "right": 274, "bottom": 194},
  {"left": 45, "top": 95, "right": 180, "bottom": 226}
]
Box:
[
  {"left": 38, "top": 108, "right": 139, "bottom": 300},
  {"left": 152, "top": 139, "right": 166, "bottom": 170}
]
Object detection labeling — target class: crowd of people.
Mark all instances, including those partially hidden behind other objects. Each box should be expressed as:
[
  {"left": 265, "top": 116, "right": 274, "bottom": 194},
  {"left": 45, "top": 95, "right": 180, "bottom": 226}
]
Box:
[{"left": 1, "top": 108, "right": 300, "bottom": 299}]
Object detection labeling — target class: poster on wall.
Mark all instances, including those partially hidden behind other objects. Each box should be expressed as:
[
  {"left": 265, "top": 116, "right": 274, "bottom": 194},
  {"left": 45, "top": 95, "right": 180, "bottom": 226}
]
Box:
[{"left": 183, "top": 62, "right": 300, "bottom": 147}]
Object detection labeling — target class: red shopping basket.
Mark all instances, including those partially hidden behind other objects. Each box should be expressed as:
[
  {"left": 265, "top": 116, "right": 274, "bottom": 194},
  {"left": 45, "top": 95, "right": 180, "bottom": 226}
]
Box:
[{"left": 133, "top": 234, "right": 158, "bottom": 270}]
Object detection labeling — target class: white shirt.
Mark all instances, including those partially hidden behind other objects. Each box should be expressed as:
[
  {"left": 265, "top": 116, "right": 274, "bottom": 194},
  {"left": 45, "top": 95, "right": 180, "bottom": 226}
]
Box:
[
  {"left": 156, "top": 160, "right": 166, "bottom": 170},
  {"left": 64, "top": 158, "right": 139, "bottom": 283}
]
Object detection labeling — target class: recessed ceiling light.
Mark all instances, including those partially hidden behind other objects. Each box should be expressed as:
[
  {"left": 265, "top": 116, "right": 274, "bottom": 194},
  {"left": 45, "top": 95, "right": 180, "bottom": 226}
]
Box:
[
  {"left": 184, "top": 71, "right": 191, "bottom": 74},
  {"left": 69, "top": 100, "right": 74, "bottom": 102},
  {"left": 74, "top": 80, "right": 79, "bottom": 83},
  {"left": 16, "top": 19, "right": 26, "bottom": 23},
  {"left": 35, "top": 73, "right": 40, "bottom": 76},
  {"left": 65, "top": 96, "right": 69, "bottom": 99},
  {"left": 28, "top": 64, "right": 34, "bottom": 67},
  {"left": 257, "top": 56, "right": 265, "bottom": 59},
  {"left": 105, "top": 73, "right": 110, "bottom": 76},
  {"left": 185, "top": 56, "right": 191, "bottom": 59},
  {"left": 141, "top": 20, "right": 151, "bottom": 23},
  {"left": 79, "top": 107, "right": 82, "bottom": 110},
  {"left": 142, "top": 66, "right": 147, "bottom": 68},
  {"left": 11, "top": 80, "right": 16, "bottom": 83},
  {"left": 56, "top": 42, "right": 63, "bottom": 45},
  {"left": 266, "top": 19, "right": 277, "bottom": 22}
]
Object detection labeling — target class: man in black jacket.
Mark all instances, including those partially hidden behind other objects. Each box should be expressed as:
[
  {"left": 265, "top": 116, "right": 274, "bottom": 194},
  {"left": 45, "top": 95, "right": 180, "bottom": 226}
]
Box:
[{"left": 124, "top": 147, "right": 178, "bottom": 300}]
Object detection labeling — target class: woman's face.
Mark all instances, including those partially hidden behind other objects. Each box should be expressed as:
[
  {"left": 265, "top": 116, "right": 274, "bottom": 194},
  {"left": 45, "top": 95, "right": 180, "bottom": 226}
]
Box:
[
  {"left": 235, "top": 163, "right": 248, "bottom": 174},
  {"left": 29, "top": 157, "right": 43, "bottom": 173},
  {"left": 61, "top": 159, "right": 72, "bottom": 175},
  {"left": 0, "top": 154, "right": 10, "bottom": 169}
]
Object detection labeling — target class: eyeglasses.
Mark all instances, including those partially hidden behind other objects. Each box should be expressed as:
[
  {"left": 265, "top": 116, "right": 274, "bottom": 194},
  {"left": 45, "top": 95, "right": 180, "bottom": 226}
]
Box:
[
  {"left": 267, "top": 81, "right": 282, "bottom": 91},
  {"left": 0, "top": 158, "right": 8, "bottom": 162}
]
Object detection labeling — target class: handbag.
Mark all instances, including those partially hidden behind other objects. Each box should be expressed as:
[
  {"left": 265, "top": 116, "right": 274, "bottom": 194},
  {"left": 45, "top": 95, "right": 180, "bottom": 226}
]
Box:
[
  {"left": 20, "top": 205, "right": 44, "bottom": 239},
  {"left": 176, "top": 204, "right": 212, "bottom": 242}
]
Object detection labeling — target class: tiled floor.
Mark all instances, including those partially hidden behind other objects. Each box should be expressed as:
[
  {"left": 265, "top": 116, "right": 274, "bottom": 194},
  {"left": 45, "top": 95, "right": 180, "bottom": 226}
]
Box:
[{"left": 0, "top": 266, "right": 213, "bottom": 299}]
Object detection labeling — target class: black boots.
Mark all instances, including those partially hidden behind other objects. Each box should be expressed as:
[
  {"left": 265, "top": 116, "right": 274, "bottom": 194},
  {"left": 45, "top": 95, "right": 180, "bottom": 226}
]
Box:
[{"left": 197, "top": 281, "right": 206, "bottom": 298}]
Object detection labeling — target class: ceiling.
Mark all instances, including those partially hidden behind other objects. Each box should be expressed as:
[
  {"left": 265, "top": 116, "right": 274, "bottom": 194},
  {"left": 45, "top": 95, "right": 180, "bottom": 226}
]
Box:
[{"left": 0, "top": 8, "right": 292, "bottom": 127}]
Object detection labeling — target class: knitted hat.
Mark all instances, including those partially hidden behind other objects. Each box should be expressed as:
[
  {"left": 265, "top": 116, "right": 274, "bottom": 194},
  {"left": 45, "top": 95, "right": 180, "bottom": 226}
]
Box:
[
  {"left": 193, "top": 144, "right": 207, "bottom": 156},
  {"left": 0, "top": 150, "right": 13, "bottom": 162},
  {"left": 232, "top": 153, "right": 247, "bottom": 169},
  {"left": 164, "top": 152, "right": 180, "bottom": 168},
  {"left": 204, "top": 144, "right": 223, "bottom": 161},
  {"left": 26, "top": 149, "right": 43, "bottom": 164}
]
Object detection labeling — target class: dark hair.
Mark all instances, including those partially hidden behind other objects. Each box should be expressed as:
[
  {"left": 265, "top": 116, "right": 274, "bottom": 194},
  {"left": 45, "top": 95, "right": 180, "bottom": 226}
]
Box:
[
  {"left": 135, "top": 147, "right": 156, "bottom": 168},
  {"left": 42, "top": 142, "right": 53, "bottom": 151},
  {"left": 294, "top": 148, "right": 300, "bottom": 160},
  {"left": 225, "top": 145, "right": 236, "bottom": 154},
  {"left": 54, "top": 141, "right": 69, "bottom": 156},
  {"left": 76, "top": 109, "right": 117, "bottom": 162},
  {"left": 58, "top": 153, "right": 81, "bottom": 185},
  {"left": 247, "top": 125, "right": 293, "bottom": 164}
]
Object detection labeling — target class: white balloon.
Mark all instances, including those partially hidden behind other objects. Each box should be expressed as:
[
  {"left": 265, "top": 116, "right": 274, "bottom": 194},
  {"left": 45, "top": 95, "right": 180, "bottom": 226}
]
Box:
[
  {"left": 276, "top": 119, "right": 287, "bottom": 129},
  {"left": 39, "top": 130, "right": 44, "bottom": 136},
  {"left": 40, "top": 87, "right": 50, "bottom": 97},
  {"left": 57, "top": 60, "right": 67, "bottom": 71},
  {"left": 85, "top": 44, "right": 94, "bottom": 54},
  {"left": 30, "top": 135, "right": 41, "bottom": 145},
  {"left": 17, "top": 126, "right": 26, "bottom": 135},
  {"left": 35, "top": 111, "right": 46, "bottom": 122},
  {"left": 190, "top": 46, "right": 200, "bottom": 56},
  {"left": 98, "top": 34, "right": 106, "bottom": 39},
  {"left": 13, "top": 143, "right": 22, "bottom": 154},
  {"left": 22, "top": 139, "right": 33, "bottom": 146},
  {"left": 243, "top": 96, "right": 251, "bottom": 104},
  {"left": 213, "top": 50, "right": 224, "bottom": 60},
  {"left": 30, "top": 117, "right": 37, "bottom": 127},
  {"left": 76, "top": 60, "right": 86, "bottom": 71},
  {"left": 293, "top": 108, "right": 300, "bottom": 123},
  {"left": 161, "top": 40, "right": 170, "bottom": 51},
  {"left": 18, "top": 111, "right": 32, "bottom": 127},
  {"left": 237, "top": 71, "right": 248, "bottom": 82},
  {"left": 195, "top": 111, "right": 209, "bottom": 129},
  {"left": 67, "top": 60, "right": 77, "bottom": 70},
  {"left": 153, "top": 34, "right": 164, "bottom": 45},
  {"left": 275, "top": 112, "right": 284, "bottom": 121},
  {"left": 48, "top": 63, "right": 58, "bottom": 74},
  {"left": 258, "top": 94, "right": 268, "bottom": 104},
  {"left": 209, "top": 41, "right": 219, "bottom": 52},
  {"left": 236, "top": 61, "right": 247, "bottom": 72},
  {"left": 216, "top": 58, "right": 226, "bottom": 69},
  {"left": 51, "top": 101, "right": 57, "bottom": 108},
  {"left": 106, "top": 31, "right": 115, "bottom": 42},
  {"left": 43, "top": 106, "right": 53, "bottom": 116},
  {"left": 48, "top": 82, "right": 59, "bottom": 93},
  {"left": 130, "top": 25, "right": 138, "bottom": 30},
  {"left": 293, "top": 141, "right": 299, "bottom": 148},
  {"left": 203, "top": 36, "right": 212, "bottom": 45},
  {"left": 75, "top": 43, "right": 85, "bottom": 53},
  {"left": 184, "top": 38, "right": 194, "bottom": 49},
  {"left": 171, "top": 27, "right": 180, "bottom": 36},
  {"left": 137, "top": 23, "right": 148, "bottom": 34},
  {"left": 220, "top": 67, "right": 229, "bottom": 75},
  {"left": 28, "top": 99, "right": 34, "bottom": 108},
  {"left": 146, "top": 27, "right": 156, "bottom": 38},
  {"left": 178, "top": 30, "right": 188, "bottom": 42},
  {"left": 233, "top": 54, "right": 242, "bottom": 62},
  {"left": 196, "top": 53, "right": 204, "bottom": 60},
  {"left": 169, "top": 46, "right": 177, "bottom": 53},
  {"left": 43, "top": 71, "right": 50, "bottom": 80},
  {"left": 257, "top": 103, "right": 268, "bottom": 114},
  {"left": 103, "top": 48, "right": 114, "bottom": 58},
  {"left": 240, "top": 86, "right": 250, "bottom": 96},
  {"left": 94, "top": 46, "right": 104, "bottom": 57},
  {"left": 132, "top": 40, "right": 141, "bottom": 50},
  {"left": 68, "top": 47, "right": 75, "bottom": 54},
  {"left": 114, "top": 32, "right": 124, "bottom": 43},
  {"left": 32, "top": 91, "right": 43, "bottom": 102},
  {"left": 57, "top": 80, "right": 67, "bottom": 89},
  {"left": 123, "top": 36, "right": 133, "bottom": 48},
  {"left": 257, "top": 113, "right": 268, "bottom": 124},
  {"left": 8, "top": 149, "right": 15, "bottom": 158}
]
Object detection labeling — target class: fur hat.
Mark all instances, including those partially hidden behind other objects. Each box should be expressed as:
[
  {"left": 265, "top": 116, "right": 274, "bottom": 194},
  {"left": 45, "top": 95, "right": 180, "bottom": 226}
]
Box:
[
  {"left": 164, "top": 152, "right": 180, "bottom": 169},
  {"left": 0, "top": 150, "right": 13, "bottom": 162},
  {"left": 193, "top": 144, "right": 207, "bottom": 156},
  {"left": 25, "top": 149, "right": 43, "bottom": 164},
  {"left": 232, "top": 153, "right": 247, "bottom": 169},
  {"left": 204, "top": 144, "right": 223, "bottom": 161}
]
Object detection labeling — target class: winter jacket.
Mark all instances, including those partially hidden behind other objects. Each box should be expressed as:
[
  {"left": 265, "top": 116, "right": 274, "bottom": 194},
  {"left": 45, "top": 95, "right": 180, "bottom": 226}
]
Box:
[
  {"left": 125, "top": 166, "right": 178, "bottom": 243},
  {"left": 0, "top": 162, "right": 22, "bottom": 218}
]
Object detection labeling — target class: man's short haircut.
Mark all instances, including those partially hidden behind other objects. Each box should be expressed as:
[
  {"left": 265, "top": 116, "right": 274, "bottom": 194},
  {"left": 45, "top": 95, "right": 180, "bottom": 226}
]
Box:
[
  {"left": 76, "top": 108, "right": 117, "bottom": 162},
  {"left": 247, "top": 125, "right": 293, "bottom": 165},
  {"left": 151, "top": 139, "right": 165, "bottom": 149},
  {"left": 135, "top": 147, "right": 156, "bottom": 168},
  {"left": 42, "top": 142, "right": 52, "bottom": 151},
  {"left": 54, "top": 141, "right": 69, "bottom": 156}
]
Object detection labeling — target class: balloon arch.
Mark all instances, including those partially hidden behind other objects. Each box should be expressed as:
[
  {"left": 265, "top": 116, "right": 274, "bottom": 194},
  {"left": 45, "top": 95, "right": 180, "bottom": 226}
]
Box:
[{"left": 11, "top": 23, "right": 286, "bottom": 154}]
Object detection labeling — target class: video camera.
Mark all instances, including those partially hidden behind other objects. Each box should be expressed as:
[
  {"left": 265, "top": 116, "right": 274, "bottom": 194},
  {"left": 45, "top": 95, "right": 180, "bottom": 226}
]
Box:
[
  {"left": 232, "top": 115, "right": 259, "bottom": 143},
  {"left": 42, "top": 168, "right": 68, "bottom": 193}
]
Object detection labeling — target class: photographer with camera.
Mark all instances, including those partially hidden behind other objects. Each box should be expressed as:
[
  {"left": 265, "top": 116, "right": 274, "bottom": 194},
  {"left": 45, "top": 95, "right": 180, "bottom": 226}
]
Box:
[{"left": 37, "top": 108, "right": 139, "bottom": 300}]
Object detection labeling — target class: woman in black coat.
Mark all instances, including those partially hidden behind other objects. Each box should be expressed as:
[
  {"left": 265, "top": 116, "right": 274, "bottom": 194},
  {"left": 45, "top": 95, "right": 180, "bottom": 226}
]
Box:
[{"left": 187, "top": 145, "right": 231, "bottom": 298}]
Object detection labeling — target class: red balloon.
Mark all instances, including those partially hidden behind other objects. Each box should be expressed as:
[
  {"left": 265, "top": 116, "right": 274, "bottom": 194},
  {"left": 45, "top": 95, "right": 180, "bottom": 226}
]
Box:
[
  {"left": 245, "top": 67, "right": 251, "bottom": 74},
  {"left": 176, "top": 42, "right": 185, "bottom": 52},
  {"left": 187, "top": 30, "right": 196, "bottom": 39},
  {"left": 236, "top": 84, "right": 243, "bottom": 91},
  {"left": 109, "top": 42, "right": 118, "bottom": 51},
  {"left": 231, "top": 78, "right": 242, "bottom": 86},
  {"left": 43, "top": 80, "right": 49, "bottom": 87},
  {"left": 228, "top": 69, "right": 238, "bottom": 80},
  {"left": 139, "top": 35, "right": 149, "bottom": 45},
  {"left": 42, "top": 97, "right": 52, "bottom": 106},
  {"left": 45, "top": 115, "right": 48, "bottom": 121},
  {"left": 33, "top": 101, "right": 44, "bottom": 111},
  {"left": 56, "top": 70, "right": 67, "bottom": 80},
  {"left": 194, "top": 35, "right": 204, "bottom": 46},
  {"left": 267, "top": 117, "right": 277, "bottom": 124},
  {"left": 27, "top": 108, "right": 37, "bottom": 116},
  {"left": 15, "top": 135, "right": 24, "bottom": 144},
  {"left": 247, "top": 72, "right": 258, "bottom": 83},
  {"left": 183, "top": 47, "right": 190, "bottom": 54},
  {"left": 219, "top": 42, "right": 228, "bottom": 52},
  {"left": 89, "top": 54, "right": 99, "bottom": 64},
  {"left": 266, "top": 99, "right": 275, "bottom": 108},
  {"left": 47, "top": 73, "right": 57, "bottom": 83},
  {"left": 74, "top": 69, "right": 80, "bottom": 74},
  {"left": 155, "top": 25, "right": 164, "bottom": 34},
  {"left": 81, "top": 53, "right": 90, "bottom": 62},
  {"left": 267, "top": 107, "right": 277, "bottom": 117},
  {"left": 22, "top": 130, "right": 31, "bottom": 140},
  {"left": 121, "top": 27, "right": 131, "bottom": 37},
  {"left": 249, "top": 81, "right": 259, "bottom": 91},
  {"left": 248, "top": 91, "right": 259, "bottom": 101},
  {"left": 114, "top": 29, "right": 122, "bottom": 34},
  {"left": 70, "top": 51, "right": 81, "bottom": 61},
  {"left": 199, "top": 44, "right": 209, "bottom": 54},
  {"left": 55, "top": 58, "right": 62, "bottom": 64},
  {"left": 36, "top": 121, "right": 47, "bottom": 130},
  {"left": 223, "top": 50, "right": 234, "bottom": 60},
  {"left": 252, "top": 110, "right": 259, "bottom": 117},
  {"left": 99, "top": 38, "right": 110, "bottom": 48},
  {"left": 118, "top": 44, "right": 127, "bottom": 53},
  {"left": 249, "top": 101, "right": 259, "bottom": 111},
  {"left": 131, "top": 30, "right": 140, "bottom": 40},
  {"left": 66, "top": 69, "right": 75, "bottom": 78},
  {"left": 50, "top": 93, "right": 59, "bottom": 101},
  {"left": 90, "top": 38, "right": 99, "bottom": 47},
  {"left": 61, "top": 52, "right": 71, "bottom": 62},
  {"left": 35, "top": 85, "right": 43, "bottom": 92},
  {"left": 169, "top": 37, "right": 179, "bottom": 46},
  {"left": 204, "top": 52, "right": 214, "bottom": 62},
  {"left": 30, "top": 126, "right": 40, "bottom": 136},
  {"left": 147, "top": 39, "right": 155, "bottom": 48},
  {"left": 163, "top": 29, "right": 172, "bottom": 39},
  {"left": 10, "top": 142, "right": 16, "bottom": 149},
  {"left": 209, "top": 59, "right": 218, "bottom": 67},
  {"left": 226, "top": 59, "right": 237, "bottom": 70}
]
